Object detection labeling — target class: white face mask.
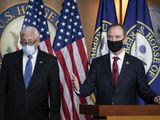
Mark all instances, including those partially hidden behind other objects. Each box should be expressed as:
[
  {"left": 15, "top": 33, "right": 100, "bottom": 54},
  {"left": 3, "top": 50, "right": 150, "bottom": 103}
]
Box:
[{"left": 22, "top": 45, "right": 37, "bottom": 56}]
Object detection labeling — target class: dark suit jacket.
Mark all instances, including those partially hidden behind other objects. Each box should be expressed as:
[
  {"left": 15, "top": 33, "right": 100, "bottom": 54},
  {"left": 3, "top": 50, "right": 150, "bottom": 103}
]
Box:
[
  {"left": 80, "top": 53, "right": 157, "bottom": 105},
  {"left": 0, "top": 50, "right": 60, "bottom": 120}
]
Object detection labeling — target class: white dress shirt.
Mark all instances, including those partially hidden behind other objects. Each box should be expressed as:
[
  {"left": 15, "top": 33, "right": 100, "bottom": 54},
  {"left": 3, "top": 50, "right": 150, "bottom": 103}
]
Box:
[
  {"left": 23, "top": 50, "right": 38, "bottom": 76},
  {"left": 74, "top": 51, "right": 126, "bottom": 94},
  {"left": 110, "top": 50, "right": 125, "bottom": 74}
]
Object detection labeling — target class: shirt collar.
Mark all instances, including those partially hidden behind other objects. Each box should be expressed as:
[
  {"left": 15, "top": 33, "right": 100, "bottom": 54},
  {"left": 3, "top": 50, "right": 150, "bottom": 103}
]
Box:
[{"left": 110, "top": 50, "right": 125, "bottom": 61}]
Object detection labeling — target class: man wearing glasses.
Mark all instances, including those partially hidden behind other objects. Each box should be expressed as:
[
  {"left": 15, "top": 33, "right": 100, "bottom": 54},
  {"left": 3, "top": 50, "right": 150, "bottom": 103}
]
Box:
[{"left": 0, "top": 26, "right": 60, "bottom": 120}]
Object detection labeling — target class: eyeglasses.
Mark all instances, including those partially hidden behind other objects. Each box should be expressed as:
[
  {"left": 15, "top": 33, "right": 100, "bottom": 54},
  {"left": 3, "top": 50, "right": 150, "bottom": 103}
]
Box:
[{"left": 20, "top": 40, "right": 37, "bottom": 46}]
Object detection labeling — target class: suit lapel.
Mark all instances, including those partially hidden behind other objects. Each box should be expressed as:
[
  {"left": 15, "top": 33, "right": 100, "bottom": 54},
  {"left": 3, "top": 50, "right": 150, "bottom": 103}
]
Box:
[
  {"left": 15, "top": 50, "right": 26, "bottom": 89},
  {"left": 104, "top": 54, "right": 112, "bottom": 85},
  {"left": 117, "top": 53, "right": 130, "bottom": 85},
  {"left": 27, "top": 50, "right": 44, "bottom": 89}
]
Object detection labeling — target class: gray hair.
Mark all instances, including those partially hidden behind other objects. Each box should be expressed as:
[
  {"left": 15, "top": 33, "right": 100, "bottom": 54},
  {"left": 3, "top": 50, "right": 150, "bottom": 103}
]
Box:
[{"left": 20, "top": 26, "right": 40, "bottom": 40}]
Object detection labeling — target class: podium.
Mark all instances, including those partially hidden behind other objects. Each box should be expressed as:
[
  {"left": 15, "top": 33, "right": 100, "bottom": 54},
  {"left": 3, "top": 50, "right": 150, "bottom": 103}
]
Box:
[{"left": 80, "top": 104, "right": 160, "bottom": 120}]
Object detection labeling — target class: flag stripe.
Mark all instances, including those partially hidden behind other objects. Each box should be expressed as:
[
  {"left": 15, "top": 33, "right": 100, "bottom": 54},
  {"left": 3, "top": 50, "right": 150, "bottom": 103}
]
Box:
[
  {"left": 76, "top": 39, "right": 88, "bottom": 73},
  {"left": 72, "top": 42, "right": 91, "bottom": 106},
  {"left": 60, "top": 83, "right": 70, "bottom": 119},
  {"left": 59, "top": 47, "right": 76, "bottom": 120},
  {"left": 60, "top": 46, "right": 81, "bottom": 119},
  {"left": 55, "top": 50, "right": 79, "bottom": 120},
  {"left": 66, "top": 44, "right": 87, "bottom": 119},
  {"left": 72, "top": 41, "right": 87, "bottom": 85},
  {"left": 44, "top": 40, "right": 53, "bottom": 55},
  {"left": 67, "top": 44, "right": 87, "bottom": 105},
  {"left": 58, "top": 63, "right": 73, "bottom": 119},
  {"left": 76, "top": 40, "right": 93, "bottom": 108}
]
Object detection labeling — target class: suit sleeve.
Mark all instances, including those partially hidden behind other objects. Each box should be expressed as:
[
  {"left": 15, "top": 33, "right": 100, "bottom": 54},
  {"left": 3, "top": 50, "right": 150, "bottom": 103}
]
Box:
[
  {"left": 79, "top": 59, "right": 97, "bottom": 97},
  {"left": 0, "top": 55, "right": 8, "bottom": 120},
  {"left": 137, "top": 60, "right": 157, "bottom": 103},
  {"left": 49, "top": 58, "right": 60, "bottom": 120}
]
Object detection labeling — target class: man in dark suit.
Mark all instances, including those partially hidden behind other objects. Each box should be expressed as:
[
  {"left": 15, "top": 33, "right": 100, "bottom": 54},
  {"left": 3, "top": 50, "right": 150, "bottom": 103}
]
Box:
[
  {"left": 72, "top": 24, "right": 160, "bottom": 105},
  {"left": 0, "top": 26, "right": 60, "bottom": 120}
]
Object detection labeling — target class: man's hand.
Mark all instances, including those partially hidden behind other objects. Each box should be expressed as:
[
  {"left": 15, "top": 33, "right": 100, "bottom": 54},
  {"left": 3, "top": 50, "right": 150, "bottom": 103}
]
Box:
[
  {"left": 71, "top": 73, "right": 80, "bottom": 91},
  {"left": 154, "top": 96, "right": 160, "bottom": 104}
]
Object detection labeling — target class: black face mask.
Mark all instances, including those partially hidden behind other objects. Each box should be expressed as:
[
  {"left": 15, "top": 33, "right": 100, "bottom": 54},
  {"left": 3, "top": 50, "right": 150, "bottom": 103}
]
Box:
[{"left": 107, "top": 39, "right": 124, "bottom": 52}]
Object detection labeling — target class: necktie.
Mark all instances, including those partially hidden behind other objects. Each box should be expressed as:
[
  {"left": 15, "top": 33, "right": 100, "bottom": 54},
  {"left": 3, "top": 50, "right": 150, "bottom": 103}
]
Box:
[
  {"left": 112, "top": 57, "right": 119, "bottom": 86},
  {"left": 24, "top": 55, "right": 32, "bottom": 88}
]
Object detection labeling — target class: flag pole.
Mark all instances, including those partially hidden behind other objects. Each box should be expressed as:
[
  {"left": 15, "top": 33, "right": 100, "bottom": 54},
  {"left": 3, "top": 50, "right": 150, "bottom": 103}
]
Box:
[{"left": 119, "top": 0, "right": 122, "bottom": 24}]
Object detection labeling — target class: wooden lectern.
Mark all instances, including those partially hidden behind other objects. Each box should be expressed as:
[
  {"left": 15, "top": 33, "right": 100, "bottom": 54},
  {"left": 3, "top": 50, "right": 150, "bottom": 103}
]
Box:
[{"left": 80, "top": 104, "right": 160, "bottom": 120}]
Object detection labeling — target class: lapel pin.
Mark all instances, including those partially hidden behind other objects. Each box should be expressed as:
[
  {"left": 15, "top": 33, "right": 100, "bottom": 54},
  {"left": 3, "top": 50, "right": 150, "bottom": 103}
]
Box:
[
  {"left": 126, "top": 61, "right": 129, "bottom": 65},
  {"left": 39, "top": 61, "right": 43, "bottom": 64}
]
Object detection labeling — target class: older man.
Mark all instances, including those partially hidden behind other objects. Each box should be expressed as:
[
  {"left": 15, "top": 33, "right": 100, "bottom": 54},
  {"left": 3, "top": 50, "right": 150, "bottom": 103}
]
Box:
[{"left": 0, "top": 26, "right": 60, "bottom": 120}]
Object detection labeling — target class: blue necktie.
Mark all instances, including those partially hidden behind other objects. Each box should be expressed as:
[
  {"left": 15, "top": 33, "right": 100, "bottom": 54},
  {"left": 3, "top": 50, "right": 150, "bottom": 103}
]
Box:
[{"left": 24, "top": 55, "right": 32, "bottom": 88}]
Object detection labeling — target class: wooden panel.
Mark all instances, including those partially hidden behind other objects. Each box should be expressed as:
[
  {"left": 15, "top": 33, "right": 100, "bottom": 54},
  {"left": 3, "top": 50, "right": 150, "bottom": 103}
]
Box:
[
  {"left": 99, "top": 105, "right": 160, "bottom": 116},
  {"left": 80, "top": 104, "right": 99, "bottom": 115},
  {"left": 107, "top": 116, "right": 160, "bottom": 120},
  {"left": 80, "top": 104, "right": 160, "bottom": 116}
]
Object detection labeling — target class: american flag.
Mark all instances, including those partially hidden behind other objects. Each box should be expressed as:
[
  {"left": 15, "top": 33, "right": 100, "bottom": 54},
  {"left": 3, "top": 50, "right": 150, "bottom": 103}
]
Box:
[
  {"left": 22, "top": 0, "right": 53, "bottom": 54},
  {"left": 53, "top": 0, "right": 92, "bottom": 119}
]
